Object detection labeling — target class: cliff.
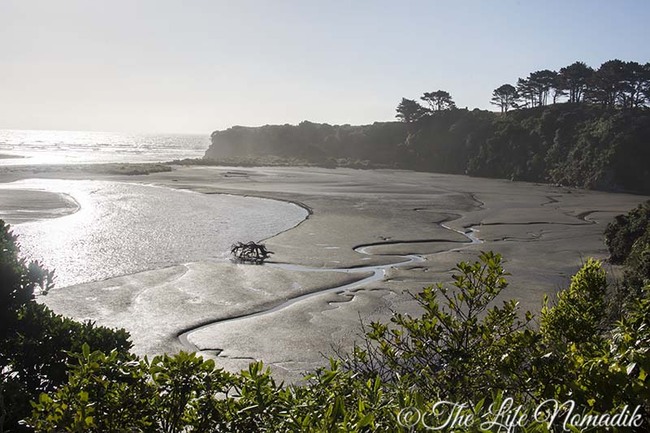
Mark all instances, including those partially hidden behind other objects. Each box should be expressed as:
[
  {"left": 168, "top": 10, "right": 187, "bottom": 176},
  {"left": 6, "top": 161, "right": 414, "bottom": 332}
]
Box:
[{"left": 204, "top": 105, "right": 650, "bottom": 193}]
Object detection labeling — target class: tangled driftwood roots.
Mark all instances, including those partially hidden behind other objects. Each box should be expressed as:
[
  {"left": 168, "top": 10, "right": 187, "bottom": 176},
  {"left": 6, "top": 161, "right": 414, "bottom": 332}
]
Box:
[{"left": 230, "top": 241, "right": 273, "bottom": 263}]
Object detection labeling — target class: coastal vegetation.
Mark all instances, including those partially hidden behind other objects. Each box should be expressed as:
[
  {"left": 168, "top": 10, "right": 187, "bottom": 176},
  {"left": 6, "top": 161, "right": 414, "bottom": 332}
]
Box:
[
  {"left": 0, "top": 220, "right": 131, "bottom": 432},
  {"left": 203, "top": 59, "right": 650, "bottom": 194},
  {"left": 2, "top": 198, "right": 649, "bottom": 431},
  {"left": 0, "top": 163, "right": 172, "bottom": 177},
  {"left": 605, "top": 200, "right": 650, "bottom": 305}
]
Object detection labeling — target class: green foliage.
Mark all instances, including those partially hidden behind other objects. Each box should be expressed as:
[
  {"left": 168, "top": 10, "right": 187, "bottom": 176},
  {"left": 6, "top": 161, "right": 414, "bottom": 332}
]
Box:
[
  {"left": 205, "top": 103, "right": 650, "bottom": 194},
  {"left": 0, "top": 220, "right": 54, "bottom": 334},
  {"left": 205, "top": 121, "right": 407, "bottom": 167},
  {"left": 13, "top": 205, "right": 650, "bottom": 431},
  {"left": 605, "top": 200, "right": 650, "bottom": 303},
  {"left": 517, "top": 70, "right": 559, "bottom": 107},
  {"left": 202, "top": 59, "right": 650, "bottom": 195},
  {"left": 558, "top": 61, "right": 593, "bottom": 103},
  {"left": 29, "top": 349, "right": 241, "bottom": 433},
  {"left": 608, "top": 285, "right": 650, "bottom": 410},
  {"left": 536, "top": 259, "right": 611, "bottom": 407},
  {"left": 491, "top": 84, "right": 518, "bottom": 113},
  {"left": 605, "top": 200, "right": 650, "bottom": 264},
  {"left": 421, "top": 90, "right": 456, "bottom": 111},
  {"left": 569, "top": 283, "right": 650, "bottom": 414},
  {"left": 395, "top": 98, "right": 429, "bottom": 124},
  {"left": 540, "top": 258, "right": 607, "bottom": 345},
  {"left": 625, "top": 229, "right": 650, "bottom": 288},
  {"left": 0, "top": 220, "right": 132, "bottom": 432},
  {"left": 345, "top": 252, "right": 537, "bottom": 402},
  {"left": 28, "top": 251, "right": 650, "bottom": 432},
  {"left": 29, "top": 347, "right": 154, "bottom": 432}
]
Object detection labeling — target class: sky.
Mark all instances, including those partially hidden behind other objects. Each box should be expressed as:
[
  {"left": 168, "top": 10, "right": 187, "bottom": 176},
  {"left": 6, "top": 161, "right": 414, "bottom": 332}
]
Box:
[{"left": 1, "top": 0, "right": 649, "bottom": 134}]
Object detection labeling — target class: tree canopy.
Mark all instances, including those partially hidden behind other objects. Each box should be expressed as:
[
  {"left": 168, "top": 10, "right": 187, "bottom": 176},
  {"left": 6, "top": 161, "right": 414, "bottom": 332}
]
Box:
[
  {"left": 420, "top": 90, "right": 456, "bottom": 111},
  {"left": 395, "top": 98, "right": 428, "bottom": 123},
  {"left": 490, "top": 84, "right": 518, "bottom": 113},
  {"left": 494, "top": 59, "right": 650, "bottom": 111},
  {"left": 200, "top": 57, "right": 650, "bottom": 194}
]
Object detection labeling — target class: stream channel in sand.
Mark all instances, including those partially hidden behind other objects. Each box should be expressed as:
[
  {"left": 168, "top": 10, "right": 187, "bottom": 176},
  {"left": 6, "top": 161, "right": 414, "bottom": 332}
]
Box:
[
  {"left": 5, "top": 166, "right": 647, "bottom": 382},
  {"left": 2, "top": 176, "right": 483, "bottom": 360},
  {"left": 177, "top": 223, "right": 483, "bottom": 353}
]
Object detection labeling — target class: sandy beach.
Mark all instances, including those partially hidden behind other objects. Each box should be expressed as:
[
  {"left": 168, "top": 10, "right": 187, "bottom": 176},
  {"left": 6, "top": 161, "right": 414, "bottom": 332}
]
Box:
[{"left": 1, "top": 164, "right": 648, "bottom": 383}]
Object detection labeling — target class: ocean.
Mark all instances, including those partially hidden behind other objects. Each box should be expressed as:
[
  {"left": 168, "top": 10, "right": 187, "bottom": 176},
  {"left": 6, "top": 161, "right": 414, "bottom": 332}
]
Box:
[{"left": 0, "top": 129, "right": 210, "bottom": 165}]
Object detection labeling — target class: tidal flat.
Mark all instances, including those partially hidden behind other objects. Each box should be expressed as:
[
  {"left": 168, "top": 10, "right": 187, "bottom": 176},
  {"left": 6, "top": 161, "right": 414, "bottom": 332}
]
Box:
[{"left": 1, "top": 165, "right": 648, "bottom": 383}]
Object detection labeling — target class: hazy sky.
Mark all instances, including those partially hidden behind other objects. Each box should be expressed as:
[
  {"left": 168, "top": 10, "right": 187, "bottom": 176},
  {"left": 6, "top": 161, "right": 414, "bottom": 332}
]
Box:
[{"left": 1, "top": 1, "right": 649, "bottom": 134}]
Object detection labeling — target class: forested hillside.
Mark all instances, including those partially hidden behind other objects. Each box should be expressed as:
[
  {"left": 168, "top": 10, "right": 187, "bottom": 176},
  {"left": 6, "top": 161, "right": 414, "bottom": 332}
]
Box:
[{"left": 204, "top": 59, "right": 650, "bottom": 193}]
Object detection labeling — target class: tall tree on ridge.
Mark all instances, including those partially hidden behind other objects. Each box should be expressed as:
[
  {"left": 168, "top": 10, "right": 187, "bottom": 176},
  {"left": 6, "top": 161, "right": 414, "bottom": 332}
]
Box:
[
  {"left": 558, "top": 61, "right": 594, "bottom": 103},
  {"left": 620, "top": 61, "right": 650, "bottom": 108},
  {"left": 395, "top": 98, "right": 428, "bottom": 124},
  {"left": 421, "top": 90, "right": 456, "bottom": 111},
  {"left": 643, "top": 62, "right": 650, "bottom": 105},
  {"left": 528, "top": 70, "right": 558, "bottom": 106},
  {"left": 490, "top": 84, "right": 519, "bottom": 113},
  {"left": 516, "top": 77, "right": 536, "bottom": 108},
  {"left": 587, "top": 59, "right": 627, "bottom": 107}
]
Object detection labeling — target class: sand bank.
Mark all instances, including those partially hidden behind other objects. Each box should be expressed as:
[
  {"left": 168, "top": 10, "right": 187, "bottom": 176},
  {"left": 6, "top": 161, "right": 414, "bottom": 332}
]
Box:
[
  {"left": 0, "top": 188, "right": 79, "bottom": 223},
  {"left": 1, "top": 165, "right": 648, "bottom": 383}
]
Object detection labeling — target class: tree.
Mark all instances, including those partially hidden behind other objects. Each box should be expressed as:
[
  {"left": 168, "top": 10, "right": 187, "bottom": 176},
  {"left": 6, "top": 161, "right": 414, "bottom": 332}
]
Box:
[
  {"left": 528, "top": 70, "right": 558, "bottom": 106},
  {"left": 0, "top": 221, "right": 53, "bottom": 334},
  {"left": 644, "top": 62, "right": 650, "bottom": 105},
  {"left": 394, "top": 98, "right": 427, "bottom": 124},
  {"left": 620, "top": 61, "right": 650, "bottom": 108},
  {"left": 587, "top": 59, "right": 627, "bottom": 107},
  {"left": 558, "top": 61, "right": 594, "bottom": 103},
  {"left": 490, "top": 84, "right": 519, "bottom": 113},
  {"left": 420, "top": 90, "right": 456, "bottom": 111}
]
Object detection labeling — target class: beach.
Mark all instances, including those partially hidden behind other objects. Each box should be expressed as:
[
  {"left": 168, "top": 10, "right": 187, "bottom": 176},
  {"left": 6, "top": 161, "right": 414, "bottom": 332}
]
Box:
[{"left": 1, "top": 164, "right": 648, "bottom": 383}]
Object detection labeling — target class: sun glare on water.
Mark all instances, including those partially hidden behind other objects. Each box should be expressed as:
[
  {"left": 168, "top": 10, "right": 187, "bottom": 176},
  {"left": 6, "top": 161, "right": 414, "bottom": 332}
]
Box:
[{"left": 0, "top": 129, "right": 208, "bottom": 165}]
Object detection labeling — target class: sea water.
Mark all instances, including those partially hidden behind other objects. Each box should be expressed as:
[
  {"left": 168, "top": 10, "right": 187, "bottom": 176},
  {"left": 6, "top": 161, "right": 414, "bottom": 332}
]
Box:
[
  {"left": 0, "top": 129, "right": 209, "bottom": 165},
  {"left": 4, "top": 179, "right": 308, "bottom": 289},
  {"left": 0, "top": 129, "right": 308, "bottom": 288}
]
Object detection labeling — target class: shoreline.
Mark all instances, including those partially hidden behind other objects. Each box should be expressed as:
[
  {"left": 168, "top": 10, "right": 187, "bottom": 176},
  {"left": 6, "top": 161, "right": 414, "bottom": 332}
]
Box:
[{"left": 1, "top": 164, "right": 649, "bottom": 383}]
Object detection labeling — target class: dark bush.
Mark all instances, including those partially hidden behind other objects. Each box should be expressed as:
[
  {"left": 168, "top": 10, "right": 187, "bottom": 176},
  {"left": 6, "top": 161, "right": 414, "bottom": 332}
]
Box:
[{"left": 0, "top": 220, "right": 132, "bottom": 432}]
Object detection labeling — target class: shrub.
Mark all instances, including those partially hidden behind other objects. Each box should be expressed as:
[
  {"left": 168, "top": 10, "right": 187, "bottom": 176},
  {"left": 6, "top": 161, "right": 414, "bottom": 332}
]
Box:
[
  {"left": 0, "top": 220, "right": 132, "bottom": 432},
  {"left": 29, "top": 253, "right": 650, "bottom": 431},
  {"left": 604, "top": 200, "right": 650, "bottom": 264},
  {"left": 343, "top": 251, "right": 538, "bottom": 402}
]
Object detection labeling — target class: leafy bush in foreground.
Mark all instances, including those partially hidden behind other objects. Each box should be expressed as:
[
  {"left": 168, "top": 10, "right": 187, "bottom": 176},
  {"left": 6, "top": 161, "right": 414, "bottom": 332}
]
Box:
[
  {"left": 345, "top": 252, "right": 538, "bottom": 402},
  {"left": 0, "top": 220, "right": 132, "bottom": 432},
  {"left": 27, "top": 252, "right": 650, "bottom": 432},
  {"left": 4, "top": 208, "right": 650, "bottom": 431}
]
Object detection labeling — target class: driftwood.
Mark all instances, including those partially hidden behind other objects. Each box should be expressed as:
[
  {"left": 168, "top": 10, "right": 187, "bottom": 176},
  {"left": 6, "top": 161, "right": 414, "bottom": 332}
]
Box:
[{"left": 230, "top": 241, "right": 273, "bottom": 263}]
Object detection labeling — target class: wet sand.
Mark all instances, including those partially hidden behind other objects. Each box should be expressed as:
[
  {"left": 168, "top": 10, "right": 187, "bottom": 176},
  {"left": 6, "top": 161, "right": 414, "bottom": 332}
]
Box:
[
  {"left": 1, "top": 165, "right": 648, "bottom": 383},
  {"left": 0, "top": 188, "right": 79, "bottom": 223}
]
